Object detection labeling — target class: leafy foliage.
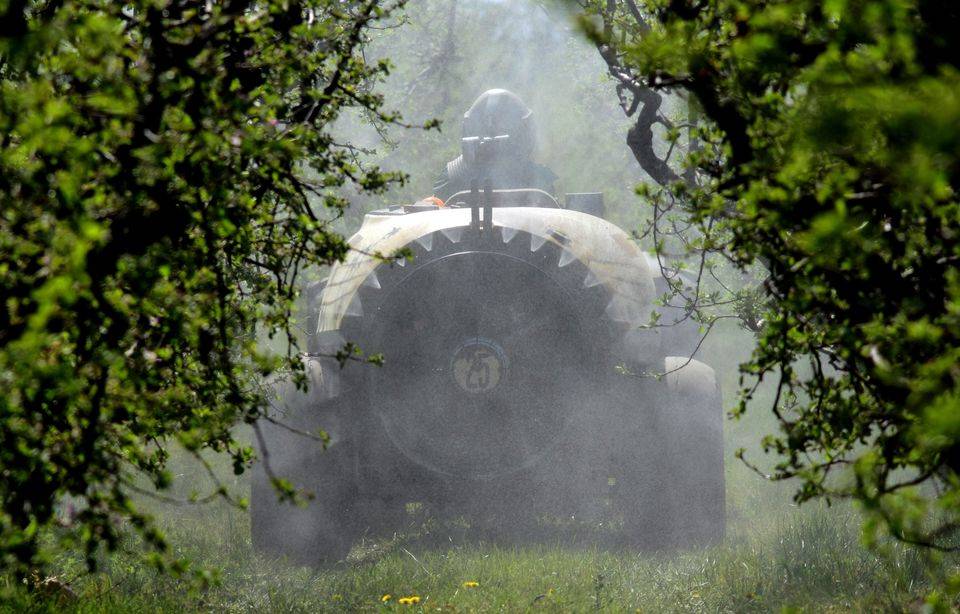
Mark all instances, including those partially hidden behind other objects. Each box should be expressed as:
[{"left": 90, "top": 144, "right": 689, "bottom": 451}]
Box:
[
  {"left": 0, "top": 0, "right": 412, "bottom": 574},
  {"left": 577, "top": 0, "right": 960, "bottom": 551}
]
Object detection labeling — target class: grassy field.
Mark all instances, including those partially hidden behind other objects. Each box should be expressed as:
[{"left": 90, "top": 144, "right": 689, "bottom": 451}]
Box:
[
  {"left": 4, "top": 423, "right": 952, "bottom": 612},
  {"left": 4, "top": 325, "right": 955, "bottom": 612},
  {"left": 1, "top": 482, "right": 945, "bottom": 613}
]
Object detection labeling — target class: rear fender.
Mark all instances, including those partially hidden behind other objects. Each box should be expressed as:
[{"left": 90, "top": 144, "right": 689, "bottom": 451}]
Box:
[
  {"left": 663, "top": 356, "right": 719, "bottom": 400},
  {"left": 304, "top": 330, "right": 346, "bottom": 403},
  {"left": 661, "top": 356, "right": 722, "bottom": 439},
  {"left": 260, "top": 331, "right": 348, "bottom": 453}
]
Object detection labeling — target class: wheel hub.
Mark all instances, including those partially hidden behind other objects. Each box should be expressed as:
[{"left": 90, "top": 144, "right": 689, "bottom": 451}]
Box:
[{"left": 451, "top": 337, "right": 508, "bottom": 394}]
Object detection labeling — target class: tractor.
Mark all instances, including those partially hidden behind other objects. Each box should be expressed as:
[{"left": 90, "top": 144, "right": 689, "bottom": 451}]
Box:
[{"left": 250, "top": 184, "right": 725, "bottom": 565}]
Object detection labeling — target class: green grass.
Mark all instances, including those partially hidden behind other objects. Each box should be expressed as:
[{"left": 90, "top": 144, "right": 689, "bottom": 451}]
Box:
[
  {"left": 2, "top": 466, "right": 947, "bottom": 613},
  {"left": 4, "top": 323, "right": 953, "bottom": 612}
]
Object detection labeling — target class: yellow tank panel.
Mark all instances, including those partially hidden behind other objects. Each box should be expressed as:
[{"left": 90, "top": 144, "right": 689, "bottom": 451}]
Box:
[{"left": 317, "top": 207, "right": 656, "bottom": 333}]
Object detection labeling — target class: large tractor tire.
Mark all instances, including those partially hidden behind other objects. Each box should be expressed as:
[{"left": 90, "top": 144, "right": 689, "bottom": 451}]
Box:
[
  {"left": 250, "top": 374, "right": 358, "bottom": 566},
  {"left": 617, "top": 357, "right": 725, "bottom": 548}
]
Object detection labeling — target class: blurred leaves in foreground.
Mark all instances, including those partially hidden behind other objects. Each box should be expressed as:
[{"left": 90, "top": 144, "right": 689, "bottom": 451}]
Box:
[
  {"left": 576, "top": 0, "right": 960, "bottom": 567},
  {"left": 0, "top": 0, "right": 414, "bottom": 576}
]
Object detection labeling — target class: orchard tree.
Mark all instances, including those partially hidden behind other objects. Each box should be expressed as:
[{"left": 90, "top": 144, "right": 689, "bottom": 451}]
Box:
[
  {"left": 576, "top": 0, "right": 960, "bottom": 551},
  {"left": 0, "top": 0, "right": 418, "bottom": 575}
]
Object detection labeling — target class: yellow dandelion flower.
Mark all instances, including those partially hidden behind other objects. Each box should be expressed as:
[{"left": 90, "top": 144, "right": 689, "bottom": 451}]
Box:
[
  {"left": 397, "top": 595, "right": 421, "bottom": 605},
  {"left": 332, "top": 594, "right": 343, "bottom": 602},
  {"left": 462, "top": 581, "right": 479, "bottom": 588},
  {"left": 381, "top": 594, "right": 392, "bottom": 602}
]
